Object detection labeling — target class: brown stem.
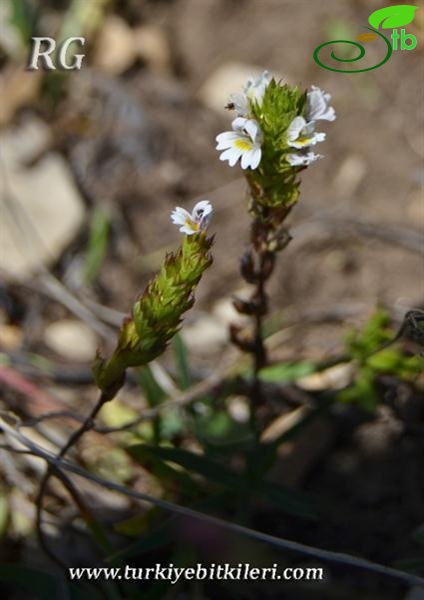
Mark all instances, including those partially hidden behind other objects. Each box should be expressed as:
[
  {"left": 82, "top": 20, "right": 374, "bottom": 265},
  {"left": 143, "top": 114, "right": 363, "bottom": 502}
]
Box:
[
  {"left": 35, "top": 387, "right": 117, "bottom": 566},
  {"left": 234, "top": 201, "right": 292, "bottom": 434},
  {"left": 251, "top": 252, "right": 268, "bottom": 404}
]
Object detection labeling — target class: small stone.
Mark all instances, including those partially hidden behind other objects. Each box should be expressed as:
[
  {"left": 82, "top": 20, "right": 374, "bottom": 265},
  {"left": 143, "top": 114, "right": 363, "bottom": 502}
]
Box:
[
  {"left": 44, "top": 319, "right": 98, "bottom": 362},
  {"left": 227, "top": 396, "right": 250, "bottom": 423},
  {"left": 298, "top": 363, "right": 355, "bottom": 391},
  {"left": 133, "top": 25, "right": 172, "bottom": 74},
  {"left": 94, "top": 16, "right": 136, "bottom": 75},
  {"left": 181, "top": 315, "right": 227, "bottom": 354},
  {"left": 0, "top": 325, "right": 23, "bottom": 350},
  {"left": 0, "top": 117, "right": 85, "bottom": 282},
  {"left": 213, "top": 294, "right": 250, "bottom": 328},
  {"left": 198, "top": 62, "right": 284, "bottom": 114},
  {"left": 0, "top": 68, "right": 41, "bottom": 127}
]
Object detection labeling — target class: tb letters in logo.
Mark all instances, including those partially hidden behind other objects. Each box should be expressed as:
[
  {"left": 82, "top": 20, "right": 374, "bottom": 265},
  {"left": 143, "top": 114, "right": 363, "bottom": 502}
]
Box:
[{"left": 313, "top": 4, "right": 418, "bottom": 73}]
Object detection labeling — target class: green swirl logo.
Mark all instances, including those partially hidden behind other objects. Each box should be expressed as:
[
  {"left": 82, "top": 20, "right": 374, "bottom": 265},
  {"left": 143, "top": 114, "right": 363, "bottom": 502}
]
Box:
[
  {"left": 313, "top": 5, "right": 418, "bottom": 74},
  {"left": 313, "top": 26, "right": 392, "bottom": 73}
]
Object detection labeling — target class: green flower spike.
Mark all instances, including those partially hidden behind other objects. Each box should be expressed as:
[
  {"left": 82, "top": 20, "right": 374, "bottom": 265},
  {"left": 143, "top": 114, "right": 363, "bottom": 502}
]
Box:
[{"left": 93, "top": 211, "right": 213, "bottom": 394}]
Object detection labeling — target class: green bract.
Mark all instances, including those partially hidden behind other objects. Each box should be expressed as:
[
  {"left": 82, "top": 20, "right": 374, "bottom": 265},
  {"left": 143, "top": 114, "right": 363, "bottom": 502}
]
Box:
[
  {"left": 248, "top": 80, "right": 306, "bottom": 207},
  {"left": 93, "top": 233, "right": 213, "bottom": 392}
]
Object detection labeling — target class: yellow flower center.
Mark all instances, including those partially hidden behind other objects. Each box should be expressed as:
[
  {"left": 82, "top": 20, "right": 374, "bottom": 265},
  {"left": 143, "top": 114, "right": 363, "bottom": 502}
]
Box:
[
  {"left": 185, "top": 218, "right": 200, "bottom": 231},
  {"left": 295, "top": 135, "right": 313, "bottom": 147},
  {"left": 234, "top": 139, "right": 253, "bottom": 151}
]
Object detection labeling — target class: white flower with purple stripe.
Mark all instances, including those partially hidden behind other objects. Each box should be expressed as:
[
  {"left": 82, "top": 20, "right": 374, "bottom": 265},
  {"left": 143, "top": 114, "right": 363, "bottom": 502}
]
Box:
[
  {"left": 171, "top": 200, "right": 213, "bottom": 235},
  {"left": 216, "top": 117, "right": 262, "bottom": 170},
  {"left": 287, "top": 116, "right": 326, "bottom": 149}
]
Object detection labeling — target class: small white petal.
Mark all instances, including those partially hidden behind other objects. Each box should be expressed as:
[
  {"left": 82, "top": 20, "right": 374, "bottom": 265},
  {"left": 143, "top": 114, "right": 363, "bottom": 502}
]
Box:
[
  {"left": 216, "top": 131, "right": 240, "bottom": 149},
  {"left": 171, "top": 207, "right": 191, "bottom": 225},
  {"left": 240, "top": 150, "right": 252, "bottom": 170},
  {"left": 219, "top": 147, "right": 242, "bottom": 166},
  {"left": 314, "top": 132, "right": 326, "bottom": 143},
  {"left": 244, "top": 71, "right": 272, "bottom": 106},
  {"left": 286, "top": 152, "right": 323, "bottom": 166},
  {"left": 321, "top": 107, "right": 336, "bottom": 122},
  {"left": 180, "top": 224, "right": 197, "bottom": 235},
  {"left": 306, "top": 86, "right": 336, "bottom": 122},
  {"left": 248, "top": 147, "right": 262, "bottom": 169},
  {"left": 232, "top": 116, "right": 249, "bottom": 132},
  {"left": 287, "top": 116, "right": 307, "bottom": 141},
  {"left": 243, "top": 119, "right": 262, "bottom": 143},
  {"left": 228, "top": 92, "right": 249, "bottom": 117},
  {"left": 192, "top": 200, "right": 213, "bottom": 222},
  {"left": 286, "top": 153, "right": 305, "bottom": 166}
]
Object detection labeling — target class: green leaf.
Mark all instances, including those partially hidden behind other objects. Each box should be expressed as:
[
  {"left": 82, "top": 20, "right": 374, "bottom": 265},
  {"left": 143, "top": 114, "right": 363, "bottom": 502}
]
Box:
[
  {"left": 114, "top": 507, "right": 161, "bottom": 537},
  {"left": 259, "top": 361, "right": 316, "bottom": 382},
  {"left": 338, "top": 367, "right": 377, "bottom": 411},
  {"left": 83, "top": 208, "right": 110, "bottom": 284},
  {"left": 196, "top": 409, "right": 234, "bottom": 442},
  {"left": 159, "top": 407, "right": 184, "bottom": 440},
  {"left": 367, "top": 349, "right": 402, "bottom": 372},
  {"left": 138, "top": 366, "right": 166, "bottom": 443},
  {"left": 106, "top": 519, "right": 175, "bottom": 563},
  {"left": 128, "top": 444, "right": 316, "bottom": 519},
  {"left": 368, "top": 5, "right": 418, "bottom": 30},
  {"left": 9, "top": 0, "right": 33, "bottom": 44},
  {"left": 172, "top": 334, "right": 192, "bottom": 389},
  {"left": 138, "top": 366, "right": 166, "bottom": 408},
  {"left": 345, "top": 310, "right": 392, "bottom": 359},
  {"left": 129, "top": 444, "right": 237, "bottom": 488}
]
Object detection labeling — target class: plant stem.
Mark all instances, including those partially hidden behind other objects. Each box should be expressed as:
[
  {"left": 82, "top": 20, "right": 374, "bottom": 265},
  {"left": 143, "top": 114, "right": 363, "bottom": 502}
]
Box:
[
  {"left": 251, "top": 252, "right": 267, "bottom": 411},
  {"left": 233, "top": 202, "right": 292, "bottom": 434},
  {"left": 35, "top": 387, "right": 117, "bottom": 565}
]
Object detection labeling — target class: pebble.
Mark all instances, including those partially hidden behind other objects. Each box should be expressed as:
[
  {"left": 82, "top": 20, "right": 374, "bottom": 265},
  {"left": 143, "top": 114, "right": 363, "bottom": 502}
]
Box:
[{"left": 44, "top": 319, "right": 98, "bottom": 362}]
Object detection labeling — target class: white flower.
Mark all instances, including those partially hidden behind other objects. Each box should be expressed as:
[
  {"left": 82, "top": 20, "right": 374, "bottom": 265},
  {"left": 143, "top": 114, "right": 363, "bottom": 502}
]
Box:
[
  {"left": 286, "top": 152, "right": 323, "bottom": 166},
  {"left": 306, "top": 85, "right": 336, "bottom": 122},
  {"left": 216, "top": 117, "right": 262, "bottom": 170},
  {"left": 171, "top": 200, "right": 213, "bottom": 235},
  {"left": 227, "top": 92, "right": 249, "bottom": 118},
  {"left": 228, "top": 71, "right": 272, "bottom": 117},
  {"left": 244, "top": 70, "right": 271, "bottom": 106},
  {"left": 287, "top": 116, "right": 326, "bottom": 149}
]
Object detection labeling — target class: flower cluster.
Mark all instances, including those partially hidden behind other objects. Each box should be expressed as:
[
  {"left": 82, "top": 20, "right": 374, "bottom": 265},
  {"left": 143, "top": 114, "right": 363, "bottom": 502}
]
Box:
[
  {"left": 286, "top": 86, "right": 336, "bottom": 166},
  {"left": 215, "top": 72, "right": 336, "bottom": 207},
  {"left": 216, "top": 71, "right": 270, "bottom": 171}
]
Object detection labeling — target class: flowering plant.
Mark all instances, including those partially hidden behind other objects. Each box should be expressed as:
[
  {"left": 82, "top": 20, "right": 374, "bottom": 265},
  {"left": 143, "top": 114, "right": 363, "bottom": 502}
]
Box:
[
  {"left": 216, "top": 73, "right": 336, "bottom": 414},
  {"left": 94, "top": 204, "right": 214, "bottom": 394}
]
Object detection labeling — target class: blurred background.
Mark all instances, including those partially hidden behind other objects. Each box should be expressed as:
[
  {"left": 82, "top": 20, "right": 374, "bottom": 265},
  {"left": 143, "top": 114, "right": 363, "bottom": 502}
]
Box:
[{"left": 0, "top": 1, "right": 423, "bottom": 598}]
